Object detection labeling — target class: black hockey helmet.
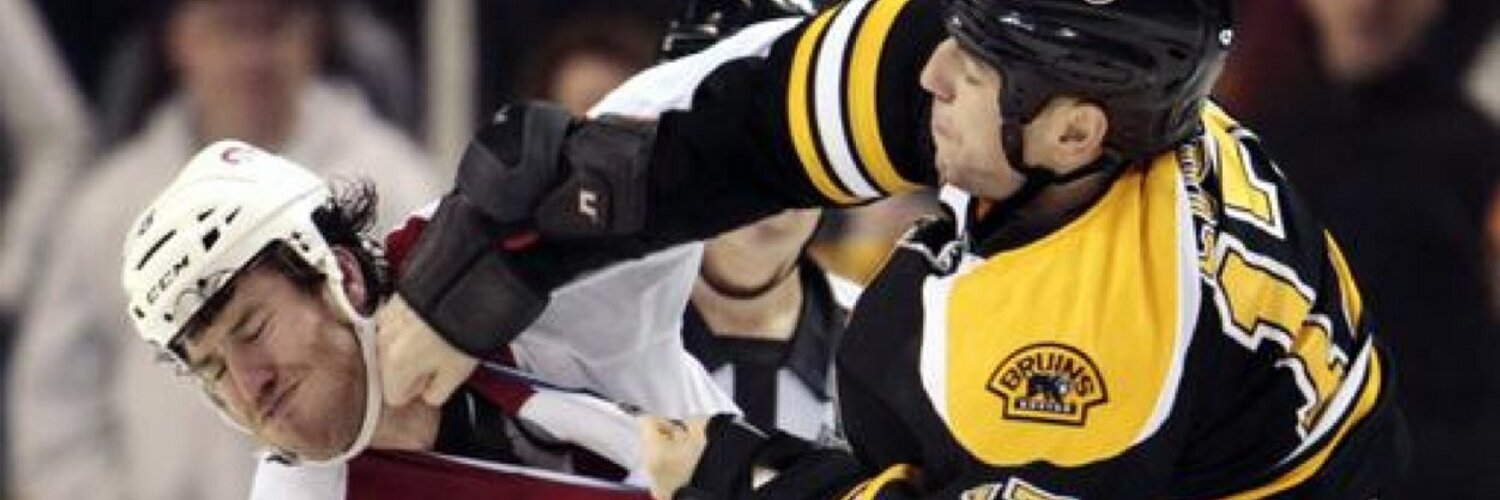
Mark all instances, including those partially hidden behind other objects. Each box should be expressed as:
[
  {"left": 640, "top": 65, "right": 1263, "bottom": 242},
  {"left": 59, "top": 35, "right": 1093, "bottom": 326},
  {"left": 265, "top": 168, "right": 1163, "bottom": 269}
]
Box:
[
  {"left": 946, "top": 0, "right": 1233, "bottom": 163},
  {"left": 661, "top": 0, "right": 828, "bottom": 59}
]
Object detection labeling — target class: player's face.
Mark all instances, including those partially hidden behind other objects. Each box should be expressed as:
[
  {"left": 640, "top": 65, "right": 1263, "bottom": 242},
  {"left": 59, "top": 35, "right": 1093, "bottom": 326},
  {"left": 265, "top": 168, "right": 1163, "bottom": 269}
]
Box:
[
  {"left": 181, "top": 261, "right": 366, "bottom": 461},
  {"left": 919, "top": 39, "right": 1026, "bottom": 201},
  {"left": 1300, "top": 0, "right": 1442, "bottom": 83}
]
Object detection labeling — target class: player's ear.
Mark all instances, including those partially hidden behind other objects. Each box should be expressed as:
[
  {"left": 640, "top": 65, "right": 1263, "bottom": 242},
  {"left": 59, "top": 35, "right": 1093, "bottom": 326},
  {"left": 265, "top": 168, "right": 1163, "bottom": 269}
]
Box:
[
  {"left": 1025, "top": 97, "right": 1108, "bottom": 172},
  {"left": 332, "top": 247, "right": 371, "bottom": 314}
]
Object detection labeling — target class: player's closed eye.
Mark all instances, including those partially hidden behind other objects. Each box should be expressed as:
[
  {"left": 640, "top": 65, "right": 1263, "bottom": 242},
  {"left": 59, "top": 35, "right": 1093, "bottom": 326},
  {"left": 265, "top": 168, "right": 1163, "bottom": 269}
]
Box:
[
  {"left": 233, "top": 315, "right": 268, "bottom": 344},
  {"left": 195, "top": 315, "right": 269, "bottom": 385}
]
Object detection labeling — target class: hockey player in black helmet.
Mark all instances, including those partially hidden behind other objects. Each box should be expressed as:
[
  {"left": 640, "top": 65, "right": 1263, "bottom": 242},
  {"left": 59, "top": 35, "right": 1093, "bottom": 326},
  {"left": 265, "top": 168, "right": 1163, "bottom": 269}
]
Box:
[
  {"left": 379, "top": 0, "right": 1409, "bottom": 497},
  {"left": 943, "top": 0, "right": 1232, "bottom": 200}
]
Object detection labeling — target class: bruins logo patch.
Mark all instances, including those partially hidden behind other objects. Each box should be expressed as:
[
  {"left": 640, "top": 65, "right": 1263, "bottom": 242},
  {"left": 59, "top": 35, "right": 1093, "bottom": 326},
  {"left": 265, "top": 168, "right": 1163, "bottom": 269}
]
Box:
[
  {"left": 988, "top": 343, "right": 1108, "bottom": 426},
  {"left": 959, "top": 477, "right": 1076, "bottom": 500}
]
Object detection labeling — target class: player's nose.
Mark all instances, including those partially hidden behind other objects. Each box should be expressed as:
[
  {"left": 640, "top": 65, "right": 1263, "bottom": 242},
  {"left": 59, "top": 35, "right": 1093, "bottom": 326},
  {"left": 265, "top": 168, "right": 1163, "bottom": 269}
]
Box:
[{"left": 921, "top": 39, "right": 961, "bottom": 103}]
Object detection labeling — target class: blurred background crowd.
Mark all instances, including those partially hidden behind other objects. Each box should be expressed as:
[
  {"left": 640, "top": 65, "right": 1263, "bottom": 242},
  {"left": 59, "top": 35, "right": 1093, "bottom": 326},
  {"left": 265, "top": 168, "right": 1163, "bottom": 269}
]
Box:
[{"left": 0, "top": 0, "right": 1494, "bottom": 498}]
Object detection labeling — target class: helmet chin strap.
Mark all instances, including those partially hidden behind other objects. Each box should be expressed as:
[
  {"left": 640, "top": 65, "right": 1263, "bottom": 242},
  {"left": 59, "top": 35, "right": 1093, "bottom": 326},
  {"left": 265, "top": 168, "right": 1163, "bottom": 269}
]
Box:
[
  {"left": 269, "top": 257, "right": 384, "bottom": 466},
  {"left": 286, "top": 314, "right": 382, "bottom": 465},
  {"left": 991, "top": 120, "right": 1115, "bottom": 216}
]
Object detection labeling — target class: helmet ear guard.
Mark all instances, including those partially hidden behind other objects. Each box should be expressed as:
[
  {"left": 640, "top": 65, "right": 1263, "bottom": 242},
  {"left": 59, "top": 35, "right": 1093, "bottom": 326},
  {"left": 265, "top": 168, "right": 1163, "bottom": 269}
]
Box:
[{"left": 121, "top": 140, "right": 384, "bottom": 465}]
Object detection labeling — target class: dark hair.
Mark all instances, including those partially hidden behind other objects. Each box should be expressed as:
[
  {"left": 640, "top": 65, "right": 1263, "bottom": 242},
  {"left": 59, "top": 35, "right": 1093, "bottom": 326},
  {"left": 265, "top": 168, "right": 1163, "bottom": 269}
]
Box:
[{"left": 312, "top": 177, "right": 390, "bottom": 311}]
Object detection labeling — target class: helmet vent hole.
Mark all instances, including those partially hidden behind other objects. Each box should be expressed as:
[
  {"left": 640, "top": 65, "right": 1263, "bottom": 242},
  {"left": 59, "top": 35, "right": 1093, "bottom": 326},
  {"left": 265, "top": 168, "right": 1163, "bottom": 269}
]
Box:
[
  {"left": 132, "top": 307, "right": 145, "bottom": 319},
  {"left": 225, "top": 207, "right": 242, "bottom": 224},
  {"left": 136, "top": 213, "right": 155, "bottom": 236},
  {"left": 201, "top": 228, "right": 221, "bottom": 251},
  {"left": 195, "top": 208, "right": 216, "bottom": 222},
  {"left": 291, "top": 232, "right": 311, "bottom": 252},
  {"left": 135, "top": 230, "right": 177, "bottom": 271}
]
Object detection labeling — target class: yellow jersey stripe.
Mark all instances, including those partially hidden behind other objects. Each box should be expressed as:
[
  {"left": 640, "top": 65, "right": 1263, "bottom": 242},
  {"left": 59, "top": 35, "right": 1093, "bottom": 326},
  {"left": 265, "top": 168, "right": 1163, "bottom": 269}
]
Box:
[
  {"left": 788, "top": 9, "right": 859, "bottom": 205},
  {"left": 848, "top": 0, "right": 920, "bottom": 195},
  {"left": 1223, "top": 349, "right": 1384, "bottom": 499},
  {"left": 1324, "top": 232, "right": 1366, "bottom": 334},
  {"left": 841, "top": 464, "right": 920, "bottom": 500}
]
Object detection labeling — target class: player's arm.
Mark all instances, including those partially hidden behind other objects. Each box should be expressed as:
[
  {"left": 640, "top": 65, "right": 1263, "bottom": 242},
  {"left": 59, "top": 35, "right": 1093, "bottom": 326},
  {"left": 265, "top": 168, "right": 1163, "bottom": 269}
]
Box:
[
  {"left": 393, "top": 0, "right": 948, "bottom": 370},
  {"left": 464, "top": 0, "right": 950, "bottom": 249},
  {"left": 642, "top": 0, "right": 948, "bottom": 234}
]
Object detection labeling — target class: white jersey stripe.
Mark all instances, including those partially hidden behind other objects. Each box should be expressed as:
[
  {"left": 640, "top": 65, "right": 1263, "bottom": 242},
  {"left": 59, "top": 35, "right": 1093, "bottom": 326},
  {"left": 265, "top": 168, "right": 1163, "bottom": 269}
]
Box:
[
  {"left": 1135, "top": 170, "right": 1203, "bottom": 445},
  {"left": 813, "top": 0, "right": 881, "bottom": 199}
]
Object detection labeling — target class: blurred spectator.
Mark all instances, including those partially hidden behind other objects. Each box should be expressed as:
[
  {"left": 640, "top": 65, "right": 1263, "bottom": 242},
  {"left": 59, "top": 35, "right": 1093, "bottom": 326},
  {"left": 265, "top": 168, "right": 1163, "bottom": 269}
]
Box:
[
  {"left": 7, "top": 1, "right": 440, "bottom": 500},
  {"left": 96, "top": 0, "right": 422, "bottom": 146},
  {"left": 0, "top": 0, "right": 95, "bottom": 495},
  {"left": 1301, "top": 0, "right": 1446, "bottom": 84},
  {"left": 0, "top": 0, "right": 95, "bottom": 320},
  {"left": 1476, "top": 28, "right": 1500, "bottom": 317},
  {"left": 513, "top": 4, "right": 664, "bottom": 115},
  {"left": 1219, "top": 0, "right": 1499, "bottom": 495}
]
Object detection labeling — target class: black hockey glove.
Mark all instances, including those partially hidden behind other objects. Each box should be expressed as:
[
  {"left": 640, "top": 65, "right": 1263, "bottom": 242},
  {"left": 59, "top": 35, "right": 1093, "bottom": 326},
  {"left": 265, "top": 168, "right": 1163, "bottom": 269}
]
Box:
[
  {"left": 396, "top": 102, "right": 657, "bottom": 355},
  {"left": 676, "top": 415, "right": 869, "bottom": 500}
]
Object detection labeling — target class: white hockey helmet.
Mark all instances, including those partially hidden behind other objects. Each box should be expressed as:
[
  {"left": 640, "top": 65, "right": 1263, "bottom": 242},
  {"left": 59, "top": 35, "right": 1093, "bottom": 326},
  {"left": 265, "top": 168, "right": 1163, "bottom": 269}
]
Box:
[{"left": 120, "top": 140, "right": 381, "bottom": 465}]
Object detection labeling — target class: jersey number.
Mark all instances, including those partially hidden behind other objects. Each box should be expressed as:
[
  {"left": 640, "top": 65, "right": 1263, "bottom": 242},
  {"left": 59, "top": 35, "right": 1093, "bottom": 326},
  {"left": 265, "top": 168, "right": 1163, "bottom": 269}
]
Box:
[{"left": 1200, "top": 132, "right": 1352, "bottom": 435}]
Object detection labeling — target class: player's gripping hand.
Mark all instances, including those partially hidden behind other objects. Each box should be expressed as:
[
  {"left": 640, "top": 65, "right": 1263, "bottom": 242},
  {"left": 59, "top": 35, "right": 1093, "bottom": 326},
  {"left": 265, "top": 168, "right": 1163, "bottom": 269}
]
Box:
[
  {"left": 641, "top": 416, "right": 711, "bottom": 500},
  {"left": 393, "top": 102, "right": 655, "bottom": 362},
  {"left": 375, "top": 295, "right": 478, "bottom": 406}
]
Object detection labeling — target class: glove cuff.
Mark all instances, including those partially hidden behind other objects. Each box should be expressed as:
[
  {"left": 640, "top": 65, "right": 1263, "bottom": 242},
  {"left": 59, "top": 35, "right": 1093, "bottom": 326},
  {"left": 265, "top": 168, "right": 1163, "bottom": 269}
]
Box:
[{"left": 396, "top": 193, "right": 549, "bottom": 354}]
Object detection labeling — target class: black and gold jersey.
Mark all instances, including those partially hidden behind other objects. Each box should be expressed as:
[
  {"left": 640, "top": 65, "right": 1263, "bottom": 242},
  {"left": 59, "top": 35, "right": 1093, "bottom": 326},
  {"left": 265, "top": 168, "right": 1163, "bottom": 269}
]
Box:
[
  {"left": 822, "top": 103, "right": 1403, "bottom": 499},
  {"left": 628, "top": 0, "right": 1407, "bottom": 497}
]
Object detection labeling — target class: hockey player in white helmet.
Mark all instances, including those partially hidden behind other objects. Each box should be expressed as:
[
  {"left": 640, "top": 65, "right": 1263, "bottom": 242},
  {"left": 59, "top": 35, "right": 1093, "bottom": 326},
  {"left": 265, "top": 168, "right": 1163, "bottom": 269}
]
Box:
[
  {"left": 123, "top": 142, "right": 389, "bottom": 464},
  {"left": 121, "top": 140, "right": 735, "bottom": 498}
]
